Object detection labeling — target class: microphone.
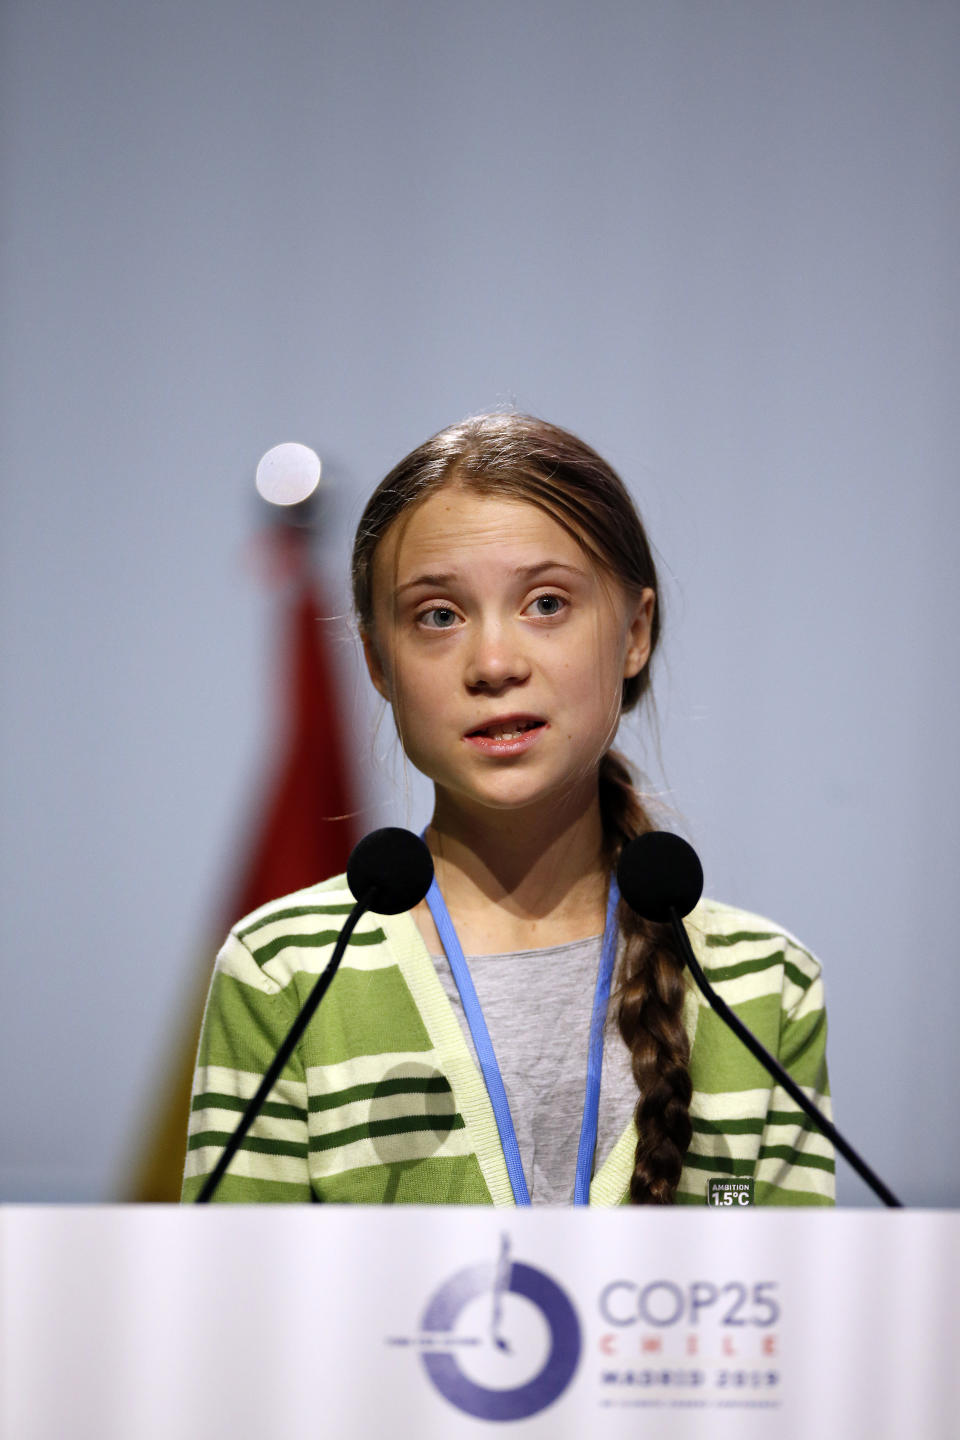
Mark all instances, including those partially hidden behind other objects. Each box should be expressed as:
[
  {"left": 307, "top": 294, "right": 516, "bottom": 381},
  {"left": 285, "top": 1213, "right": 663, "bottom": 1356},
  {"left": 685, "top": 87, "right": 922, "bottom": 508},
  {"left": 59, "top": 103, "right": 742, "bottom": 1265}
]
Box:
[
  {"left": 196, "top": 828, "right": 433, "bottom": 1202},
  {"left": 617, "top": 832, "right": 902, "bottom": 1208},
  {"left": 346, "top": 826, "right": 436, "bottom": 914},
  {"left": 616, "top": 830, "right": 704, "bottom": 922}
]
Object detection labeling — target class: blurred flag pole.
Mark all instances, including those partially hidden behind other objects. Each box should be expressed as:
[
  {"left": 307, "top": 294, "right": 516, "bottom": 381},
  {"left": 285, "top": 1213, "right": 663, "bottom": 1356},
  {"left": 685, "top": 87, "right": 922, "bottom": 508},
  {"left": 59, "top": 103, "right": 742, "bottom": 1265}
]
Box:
[{"left": 127, "top": 462, "right": 359, "bottom": 1201}]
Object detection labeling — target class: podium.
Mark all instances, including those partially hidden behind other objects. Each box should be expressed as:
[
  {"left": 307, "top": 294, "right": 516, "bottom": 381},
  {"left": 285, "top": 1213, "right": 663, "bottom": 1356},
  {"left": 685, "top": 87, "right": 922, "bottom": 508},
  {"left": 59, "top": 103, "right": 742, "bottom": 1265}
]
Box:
[{"left": 2, "top": 1207, "right": 957, "bottom": 1439}]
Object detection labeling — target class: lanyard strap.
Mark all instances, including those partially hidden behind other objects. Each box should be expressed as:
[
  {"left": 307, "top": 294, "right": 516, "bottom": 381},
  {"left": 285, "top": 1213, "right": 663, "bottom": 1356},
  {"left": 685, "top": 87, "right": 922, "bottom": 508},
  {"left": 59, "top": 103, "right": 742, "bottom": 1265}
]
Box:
[
  {"left": 575, "top": 875, "right": 621, "bottom": 1203},
  {"left": 423, "top": 859, "right": 621, "bottom": 1207}
]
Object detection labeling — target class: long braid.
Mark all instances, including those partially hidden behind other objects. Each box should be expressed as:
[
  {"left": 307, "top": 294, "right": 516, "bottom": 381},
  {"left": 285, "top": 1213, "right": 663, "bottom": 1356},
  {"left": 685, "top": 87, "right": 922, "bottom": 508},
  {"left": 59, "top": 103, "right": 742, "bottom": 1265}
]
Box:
[{"left": 600, "top": 750, "right": 693, "bottom": 1204}]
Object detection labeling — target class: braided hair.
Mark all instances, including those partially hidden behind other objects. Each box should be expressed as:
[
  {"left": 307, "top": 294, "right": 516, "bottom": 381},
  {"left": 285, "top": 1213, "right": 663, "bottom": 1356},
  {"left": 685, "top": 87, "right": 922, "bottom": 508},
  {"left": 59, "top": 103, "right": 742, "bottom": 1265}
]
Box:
[
  {"left": 599, "top": 750, "right": 692, "bottom": 1203},
  {"left": 352, "top": 412, "right": 692, "bottom": 1202}
]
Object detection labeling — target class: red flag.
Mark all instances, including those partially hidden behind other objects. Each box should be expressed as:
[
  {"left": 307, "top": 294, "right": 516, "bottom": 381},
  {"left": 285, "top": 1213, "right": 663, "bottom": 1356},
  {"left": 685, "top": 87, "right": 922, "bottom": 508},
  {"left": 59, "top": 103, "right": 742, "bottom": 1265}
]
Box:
[
  {"left": 127, "top": 526, "right": 358, "bottom": 1200},
  {"left": 230, "top": 531, "right": 358, "bottom": 915}
]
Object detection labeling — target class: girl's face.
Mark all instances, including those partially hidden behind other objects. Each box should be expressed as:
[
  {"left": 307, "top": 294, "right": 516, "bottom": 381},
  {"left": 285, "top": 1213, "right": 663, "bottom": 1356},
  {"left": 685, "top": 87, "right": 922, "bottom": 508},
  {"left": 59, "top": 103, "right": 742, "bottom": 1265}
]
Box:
[{"left": 363, "top": 486, "right": 654, "bottom": 821}]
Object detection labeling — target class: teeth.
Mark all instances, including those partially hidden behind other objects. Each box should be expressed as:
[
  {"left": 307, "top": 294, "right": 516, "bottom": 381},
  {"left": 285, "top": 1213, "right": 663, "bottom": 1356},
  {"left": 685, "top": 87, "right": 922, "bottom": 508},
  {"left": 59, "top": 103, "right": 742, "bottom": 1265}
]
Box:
[{"left": 481, "top": 720, "right": 539, "bottom": 739}]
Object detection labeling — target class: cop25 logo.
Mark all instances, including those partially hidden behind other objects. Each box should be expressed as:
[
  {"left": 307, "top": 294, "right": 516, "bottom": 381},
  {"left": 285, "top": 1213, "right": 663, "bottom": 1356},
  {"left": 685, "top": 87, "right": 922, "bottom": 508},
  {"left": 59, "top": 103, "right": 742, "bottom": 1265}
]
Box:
[{"left": 420, "top": 1236, "right": 582, "bottom": 1421}]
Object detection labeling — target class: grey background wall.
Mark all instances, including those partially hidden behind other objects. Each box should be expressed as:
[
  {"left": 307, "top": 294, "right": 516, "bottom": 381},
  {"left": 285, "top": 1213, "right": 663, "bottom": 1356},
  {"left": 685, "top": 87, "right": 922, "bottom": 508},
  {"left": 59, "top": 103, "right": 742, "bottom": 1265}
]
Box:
[{"left": 2, "top": 0, "right": 957, "bottom": 1206}]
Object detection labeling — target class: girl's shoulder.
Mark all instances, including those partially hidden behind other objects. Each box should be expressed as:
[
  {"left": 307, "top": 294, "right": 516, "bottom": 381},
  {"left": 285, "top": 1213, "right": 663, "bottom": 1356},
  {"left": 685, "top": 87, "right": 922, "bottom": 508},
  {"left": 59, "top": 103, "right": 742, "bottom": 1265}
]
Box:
[
  {"left": 684, "top": 895, "right": 824, "bottom": 994},
  {"left": 216, "top": 873, "right": 382, "bottom": 995},
  {"left": 228, "top": 872, "right": 354, "bottom": 940}
]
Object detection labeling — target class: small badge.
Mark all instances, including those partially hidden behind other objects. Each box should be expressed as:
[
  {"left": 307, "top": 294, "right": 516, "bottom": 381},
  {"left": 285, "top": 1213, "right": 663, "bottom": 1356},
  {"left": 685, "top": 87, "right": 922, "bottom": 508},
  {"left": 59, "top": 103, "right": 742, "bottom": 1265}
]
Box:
[{"left": 707, "top": 1178, "right": 754, "bottom": 1207}]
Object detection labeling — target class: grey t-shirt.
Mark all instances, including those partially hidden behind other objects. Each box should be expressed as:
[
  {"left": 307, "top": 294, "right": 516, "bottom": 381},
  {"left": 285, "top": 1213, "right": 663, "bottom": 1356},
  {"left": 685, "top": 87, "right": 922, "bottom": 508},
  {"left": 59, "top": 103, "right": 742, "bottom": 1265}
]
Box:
[{"left": 430, "top": 935, "right": 637, "bottom": 1204}]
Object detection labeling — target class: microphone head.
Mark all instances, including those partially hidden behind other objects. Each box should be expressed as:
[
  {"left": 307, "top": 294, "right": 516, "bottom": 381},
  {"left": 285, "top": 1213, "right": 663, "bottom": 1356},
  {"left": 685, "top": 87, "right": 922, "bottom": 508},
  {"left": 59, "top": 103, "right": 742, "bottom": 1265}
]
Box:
[
  {"left": 616, "top": 831, "right": 704, "bottom": 922},
  {"left": 346, "top": 827, "right": 435, "bottom": 914}
]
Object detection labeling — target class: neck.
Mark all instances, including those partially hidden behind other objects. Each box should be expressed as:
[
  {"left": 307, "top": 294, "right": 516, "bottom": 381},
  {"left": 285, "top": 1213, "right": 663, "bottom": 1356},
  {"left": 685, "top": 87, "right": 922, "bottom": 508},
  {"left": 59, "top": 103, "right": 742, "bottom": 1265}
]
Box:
[{"left": 422, "top": 784, "right": 610, "bottom": 953}]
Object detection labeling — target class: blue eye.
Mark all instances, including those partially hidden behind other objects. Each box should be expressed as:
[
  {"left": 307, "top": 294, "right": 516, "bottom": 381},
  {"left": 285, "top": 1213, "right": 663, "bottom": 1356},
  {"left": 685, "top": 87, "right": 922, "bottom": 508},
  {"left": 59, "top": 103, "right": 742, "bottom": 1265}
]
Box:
[
  {"left": 529, "top": 594, "right": 565, "bottom": 617},
  {"left": 420, "top": 607, "right": 459, "bottom": 629}
]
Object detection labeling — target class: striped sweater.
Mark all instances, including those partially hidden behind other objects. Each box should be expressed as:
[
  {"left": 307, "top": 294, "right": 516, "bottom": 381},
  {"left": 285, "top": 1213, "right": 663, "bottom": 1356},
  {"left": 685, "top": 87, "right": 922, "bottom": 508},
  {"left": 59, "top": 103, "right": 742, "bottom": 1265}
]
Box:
[{"left": 181, "top": 876, "right": 835, "bottom": 1205}]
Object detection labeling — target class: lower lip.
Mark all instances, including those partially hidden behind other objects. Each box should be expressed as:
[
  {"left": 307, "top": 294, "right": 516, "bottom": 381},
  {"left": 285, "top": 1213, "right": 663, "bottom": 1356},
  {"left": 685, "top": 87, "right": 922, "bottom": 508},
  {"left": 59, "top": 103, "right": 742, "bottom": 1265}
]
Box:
[{"left": 464, "top": 723, "right": 547, "bottom": 757}]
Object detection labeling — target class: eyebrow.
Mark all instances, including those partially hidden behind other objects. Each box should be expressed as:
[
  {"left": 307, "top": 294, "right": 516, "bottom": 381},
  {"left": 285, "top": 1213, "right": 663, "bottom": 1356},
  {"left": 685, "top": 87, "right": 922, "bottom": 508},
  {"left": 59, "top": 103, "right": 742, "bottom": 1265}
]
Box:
[{"left": 394, "top": 560, "right": 586, "bottom": 597}]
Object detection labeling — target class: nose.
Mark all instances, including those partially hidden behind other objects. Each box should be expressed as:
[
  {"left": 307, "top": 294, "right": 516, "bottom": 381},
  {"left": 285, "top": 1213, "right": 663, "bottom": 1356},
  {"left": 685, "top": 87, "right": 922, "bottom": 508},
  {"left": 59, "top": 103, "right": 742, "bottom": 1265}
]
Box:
[{"left": 463, "top": 617, "right": 531, "bottom": 693}]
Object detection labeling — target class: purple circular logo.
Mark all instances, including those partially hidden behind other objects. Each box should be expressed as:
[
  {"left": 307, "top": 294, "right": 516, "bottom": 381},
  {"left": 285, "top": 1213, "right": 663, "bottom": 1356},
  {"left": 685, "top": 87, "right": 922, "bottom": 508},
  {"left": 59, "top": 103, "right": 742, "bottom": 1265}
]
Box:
[{"left": 420, "top": 1245, "right": 581, "bottom": 1421}]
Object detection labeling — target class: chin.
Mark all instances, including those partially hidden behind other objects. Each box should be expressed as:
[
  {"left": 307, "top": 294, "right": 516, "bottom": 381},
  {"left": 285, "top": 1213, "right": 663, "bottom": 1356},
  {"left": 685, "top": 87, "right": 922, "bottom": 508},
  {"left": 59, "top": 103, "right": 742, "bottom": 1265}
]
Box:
[{"left": 468, "top": 779, "right": 581, "bottom": 815}]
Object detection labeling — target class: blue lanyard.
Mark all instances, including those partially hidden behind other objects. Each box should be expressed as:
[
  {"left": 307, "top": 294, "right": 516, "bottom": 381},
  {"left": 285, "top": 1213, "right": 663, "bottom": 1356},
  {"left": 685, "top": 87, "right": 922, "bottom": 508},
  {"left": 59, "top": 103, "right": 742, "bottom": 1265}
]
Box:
[{"left": 423, "top": 856, "right": 621, "bottom": 1206}]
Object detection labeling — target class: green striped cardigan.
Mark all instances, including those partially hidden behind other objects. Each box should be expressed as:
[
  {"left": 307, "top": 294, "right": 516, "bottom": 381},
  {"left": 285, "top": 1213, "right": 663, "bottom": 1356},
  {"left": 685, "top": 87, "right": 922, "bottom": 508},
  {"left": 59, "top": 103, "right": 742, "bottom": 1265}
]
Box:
[{"left": 181, "top": 876, "right": 835, "bottom": 1205}]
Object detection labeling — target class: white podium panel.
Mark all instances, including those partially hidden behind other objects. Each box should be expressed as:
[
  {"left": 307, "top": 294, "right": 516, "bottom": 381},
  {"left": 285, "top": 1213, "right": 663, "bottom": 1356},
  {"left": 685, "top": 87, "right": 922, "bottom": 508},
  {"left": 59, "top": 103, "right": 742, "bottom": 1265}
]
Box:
[{"left": 2, "top": 1207, "right": 957, "bottom": 1439}]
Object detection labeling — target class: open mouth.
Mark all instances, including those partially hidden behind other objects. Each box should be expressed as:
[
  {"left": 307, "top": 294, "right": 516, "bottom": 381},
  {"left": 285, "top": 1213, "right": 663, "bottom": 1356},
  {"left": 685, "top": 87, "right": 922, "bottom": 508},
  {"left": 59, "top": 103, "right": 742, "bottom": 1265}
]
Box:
[{"left": 466, "top": 718, "right": 546, "bottom": 741}]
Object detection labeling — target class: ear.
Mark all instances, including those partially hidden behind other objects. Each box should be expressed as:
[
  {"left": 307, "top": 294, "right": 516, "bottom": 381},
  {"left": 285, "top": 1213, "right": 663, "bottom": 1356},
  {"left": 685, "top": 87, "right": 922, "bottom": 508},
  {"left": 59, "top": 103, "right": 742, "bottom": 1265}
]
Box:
[
  {"left": 623, "top": 588, "right": 656, "bottom": 679},
  {"left": 361, "top": 630, "right": 391, "bottom": 702}
]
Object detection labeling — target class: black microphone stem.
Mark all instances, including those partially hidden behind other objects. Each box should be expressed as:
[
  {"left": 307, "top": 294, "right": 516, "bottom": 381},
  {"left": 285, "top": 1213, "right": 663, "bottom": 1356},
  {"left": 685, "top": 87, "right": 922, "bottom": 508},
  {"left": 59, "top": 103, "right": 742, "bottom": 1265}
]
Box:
[
  {"left": 196, "top": 897, "right": 369, "bottom": 1203},
  {"left": 669, "top": 907, "right": 902, "bottom": 1209}
]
